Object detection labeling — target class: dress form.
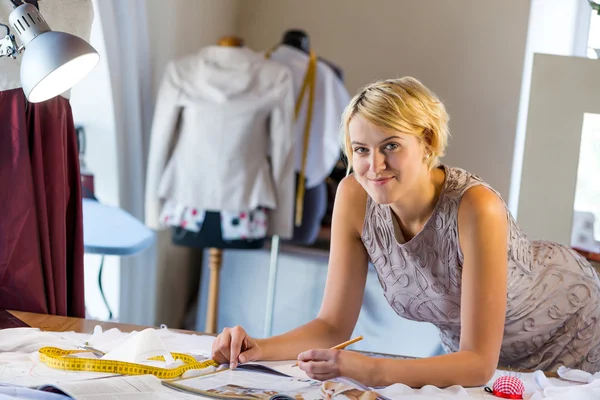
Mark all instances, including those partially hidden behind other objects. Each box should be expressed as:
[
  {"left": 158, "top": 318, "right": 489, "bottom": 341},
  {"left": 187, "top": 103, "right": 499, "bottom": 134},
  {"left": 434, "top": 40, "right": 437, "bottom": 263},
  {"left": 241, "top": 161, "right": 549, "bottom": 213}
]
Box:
[
  {"left": 275, "top": 29, "right": 345, "bottom": 246},
  {"left": 281, "top": 29, "right": 344, "bottom": 82},
  {"left": 200, "top": 35, "right": 253, "bottom": 334}
]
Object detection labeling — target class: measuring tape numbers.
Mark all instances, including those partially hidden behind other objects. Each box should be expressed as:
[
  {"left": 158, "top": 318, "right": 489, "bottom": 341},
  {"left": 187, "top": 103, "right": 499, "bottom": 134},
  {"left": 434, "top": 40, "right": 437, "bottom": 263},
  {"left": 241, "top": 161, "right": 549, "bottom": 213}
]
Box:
[{"left": 38, "top": 347, "right": 219, "bottom": 379}]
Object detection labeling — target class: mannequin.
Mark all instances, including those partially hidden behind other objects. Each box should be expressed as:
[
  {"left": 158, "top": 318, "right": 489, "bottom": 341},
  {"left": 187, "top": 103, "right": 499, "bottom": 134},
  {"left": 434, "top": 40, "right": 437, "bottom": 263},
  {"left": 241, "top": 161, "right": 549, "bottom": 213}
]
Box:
[
  {"left": 0, "top": 0, "right": 92, "bottom": 317},
  {"left": 145, "top": 34, "right": 297, "bottom": 333},
  {"left": 281, "top": 29, "right": 344, "bottom": 82},
  {"left": 170, "top": 35, "right": 266, "bottom": 334},
  {"left": 270, "top": 29, "right": 349, "bottom": 246}
]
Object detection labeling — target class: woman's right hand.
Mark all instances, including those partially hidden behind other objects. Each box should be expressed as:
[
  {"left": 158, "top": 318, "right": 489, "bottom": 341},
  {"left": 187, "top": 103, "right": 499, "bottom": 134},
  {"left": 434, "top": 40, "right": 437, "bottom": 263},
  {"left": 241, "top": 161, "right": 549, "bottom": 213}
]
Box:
[{"left": 211, "top": 326, "right": 262, "bottom": 368}]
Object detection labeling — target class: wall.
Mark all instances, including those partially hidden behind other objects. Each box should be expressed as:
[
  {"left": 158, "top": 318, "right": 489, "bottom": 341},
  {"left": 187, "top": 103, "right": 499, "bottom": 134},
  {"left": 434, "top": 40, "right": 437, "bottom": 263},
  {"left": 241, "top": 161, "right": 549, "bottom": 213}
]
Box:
[
  {"left": 146, "top": 0, "right": 241, "bottom": 97},
  {"left": 144, "top": 0, "right": 241, "bottom": 327},
  {"left": 237, "top": 0, "right": 531, "bottom": 200},
  {"left": 517, "top": 54, "right": 600, "bottom": 244}
]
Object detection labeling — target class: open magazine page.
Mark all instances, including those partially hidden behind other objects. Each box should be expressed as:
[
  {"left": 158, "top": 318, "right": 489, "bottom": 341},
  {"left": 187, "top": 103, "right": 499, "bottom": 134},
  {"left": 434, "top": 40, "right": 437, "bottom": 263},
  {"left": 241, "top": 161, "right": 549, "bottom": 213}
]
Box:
[
  {"left": 236, "top": 360, "right": 311, "bottom": 380},
  {"left": 165, "top": 369, "right": 389, "bottom": 400},
  {"left": 164, "top": 369, "right": 324, "bottom": 399},
  {"left": 38, "top": 374, "right": 201, "bottom": 400}
]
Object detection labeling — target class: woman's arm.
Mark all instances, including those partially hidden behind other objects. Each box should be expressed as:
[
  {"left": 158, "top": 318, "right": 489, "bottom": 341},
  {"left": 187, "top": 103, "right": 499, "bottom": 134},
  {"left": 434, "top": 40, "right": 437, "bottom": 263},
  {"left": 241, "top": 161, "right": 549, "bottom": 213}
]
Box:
[
  {"left": 363, "top": 185, "right": 509, "bottom": 387},
  {"left": 299, "top": 185, "right": 509, "bottom": 387},
  {"left": 257, "top": 176, "right": 370, "bottom": 361}
]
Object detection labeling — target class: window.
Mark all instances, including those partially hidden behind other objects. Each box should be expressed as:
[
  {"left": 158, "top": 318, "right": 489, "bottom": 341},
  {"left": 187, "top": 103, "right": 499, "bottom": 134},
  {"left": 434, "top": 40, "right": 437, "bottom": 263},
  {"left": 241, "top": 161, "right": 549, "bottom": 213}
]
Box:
[
  {"left": 587, "top": 8, "right": 600, "bottom": 58},
  {"left": 572, "top": 113, "right": 600, "bottom": 251}
]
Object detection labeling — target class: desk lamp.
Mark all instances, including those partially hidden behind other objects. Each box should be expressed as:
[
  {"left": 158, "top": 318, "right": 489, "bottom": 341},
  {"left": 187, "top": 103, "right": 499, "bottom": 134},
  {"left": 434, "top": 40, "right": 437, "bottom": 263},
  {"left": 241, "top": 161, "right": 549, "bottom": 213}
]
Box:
[{"left": 0, "top": 0, "right": 99, "bottom": 102}]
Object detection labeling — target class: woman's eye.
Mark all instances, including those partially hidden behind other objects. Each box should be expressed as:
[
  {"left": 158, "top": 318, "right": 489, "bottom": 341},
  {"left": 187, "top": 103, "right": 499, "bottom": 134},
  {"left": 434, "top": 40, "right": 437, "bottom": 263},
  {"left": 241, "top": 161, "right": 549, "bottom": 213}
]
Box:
[
  {"left": 353, "top": 147, "right": 368, "bottom": 154},
  {"left": 384, "top": 143, "right": 399, "bottom": 151}
]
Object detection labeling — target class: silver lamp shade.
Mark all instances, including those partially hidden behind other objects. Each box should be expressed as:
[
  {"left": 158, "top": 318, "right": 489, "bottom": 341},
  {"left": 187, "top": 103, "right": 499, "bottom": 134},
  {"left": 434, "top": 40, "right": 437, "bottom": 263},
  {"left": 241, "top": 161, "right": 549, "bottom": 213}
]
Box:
[{"left": 9, "top": 3, "right": 99, "bottom": 103}]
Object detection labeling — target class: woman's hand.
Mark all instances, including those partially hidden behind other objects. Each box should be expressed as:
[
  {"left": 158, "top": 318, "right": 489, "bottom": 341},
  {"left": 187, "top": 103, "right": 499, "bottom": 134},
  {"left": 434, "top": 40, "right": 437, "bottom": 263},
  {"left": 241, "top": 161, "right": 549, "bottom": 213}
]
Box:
[
  {"left": 211, "top": 326, "right": 262, "bottom": 368},
  {"left": 297, "top": 349, "right": 375, "bottom": 384}
]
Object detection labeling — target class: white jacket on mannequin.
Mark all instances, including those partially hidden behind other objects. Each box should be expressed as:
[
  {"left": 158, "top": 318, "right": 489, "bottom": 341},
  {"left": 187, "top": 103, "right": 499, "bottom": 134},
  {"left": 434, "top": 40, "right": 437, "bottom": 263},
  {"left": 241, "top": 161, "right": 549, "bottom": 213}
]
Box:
[
  {"left": 145, "top": 45, "right": 296, "bottom": 239},
  {"left": 267, "top": 45, "right": 350, "bottom": 189}
]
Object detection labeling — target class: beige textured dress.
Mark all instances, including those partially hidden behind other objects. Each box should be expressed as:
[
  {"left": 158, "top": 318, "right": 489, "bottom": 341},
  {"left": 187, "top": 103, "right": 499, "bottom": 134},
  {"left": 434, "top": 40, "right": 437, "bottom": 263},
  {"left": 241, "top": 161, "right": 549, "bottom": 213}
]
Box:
[{"left": 362, "top": 165, "right": 600, "bottom": 372}]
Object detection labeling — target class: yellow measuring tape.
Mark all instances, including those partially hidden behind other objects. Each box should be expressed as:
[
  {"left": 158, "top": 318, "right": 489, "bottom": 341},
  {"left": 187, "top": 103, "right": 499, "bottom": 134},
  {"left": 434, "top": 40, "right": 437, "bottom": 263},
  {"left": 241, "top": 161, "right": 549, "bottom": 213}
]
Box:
[
  {"left": 293, "top": 50, "right": 317, "bottom": 227},
  {"left": 38, "top": 347, "right": 219, "bottom": 379},
  {"left": 265, "top": 45, "right": 318, "bottom": 227}
]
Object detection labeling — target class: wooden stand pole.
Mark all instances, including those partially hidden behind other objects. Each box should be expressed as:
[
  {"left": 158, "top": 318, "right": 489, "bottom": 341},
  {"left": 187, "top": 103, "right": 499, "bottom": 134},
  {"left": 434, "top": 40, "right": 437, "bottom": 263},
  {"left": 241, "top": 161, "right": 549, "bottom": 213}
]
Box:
[{"left": 205, "top": 247, "right": 222, "bottom": 334}]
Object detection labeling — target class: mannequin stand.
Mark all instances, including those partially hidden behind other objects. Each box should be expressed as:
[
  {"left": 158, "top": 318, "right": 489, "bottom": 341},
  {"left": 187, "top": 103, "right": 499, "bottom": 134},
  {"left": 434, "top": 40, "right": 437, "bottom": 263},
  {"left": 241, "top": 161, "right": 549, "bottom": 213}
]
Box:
[
  {"left": 202, "top": 238, "right": 281, "bottom": 336},
  {"left": 205, "top": 247, "right": 222, "bottom": 334}
]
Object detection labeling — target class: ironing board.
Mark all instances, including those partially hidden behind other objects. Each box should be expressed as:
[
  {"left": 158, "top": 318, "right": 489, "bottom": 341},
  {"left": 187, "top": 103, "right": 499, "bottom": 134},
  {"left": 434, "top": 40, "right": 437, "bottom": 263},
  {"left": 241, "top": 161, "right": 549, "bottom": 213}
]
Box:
[
  {"left": 82, "top": 198, "right": 155, "bottom": 319},
  {"left": 82, "top": 198, "right": 154, "bottom": 256}
]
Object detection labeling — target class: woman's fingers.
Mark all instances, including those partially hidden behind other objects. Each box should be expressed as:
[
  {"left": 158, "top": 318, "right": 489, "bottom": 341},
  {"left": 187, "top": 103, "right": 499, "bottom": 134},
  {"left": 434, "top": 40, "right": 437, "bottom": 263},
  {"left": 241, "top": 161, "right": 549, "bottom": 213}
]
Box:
[
  {"left": 297, "top": 349, "right": 342, "bottom": 380},
  {"left": 299, "top": 362, "right": 337, "bottom": 381},
  {"left": 212, "top": 328, "right": 232, "bottom": 364},
  {"left": 298, "top": 349, "right": 335, "bottom": 362},
  {"left": 229, "top": 326, "right": 246, "bottom": 368},
  {"left": 298, "top": 359, "right": 336, "bottom": 375}
]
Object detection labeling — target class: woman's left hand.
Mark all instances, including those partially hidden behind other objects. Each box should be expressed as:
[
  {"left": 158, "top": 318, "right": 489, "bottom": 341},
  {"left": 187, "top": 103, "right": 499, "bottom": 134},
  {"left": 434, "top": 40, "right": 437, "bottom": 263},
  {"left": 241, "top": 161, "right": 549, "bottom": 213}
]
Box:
[{"left": 297, "top": 349, "right": 373, "bottom": 383}]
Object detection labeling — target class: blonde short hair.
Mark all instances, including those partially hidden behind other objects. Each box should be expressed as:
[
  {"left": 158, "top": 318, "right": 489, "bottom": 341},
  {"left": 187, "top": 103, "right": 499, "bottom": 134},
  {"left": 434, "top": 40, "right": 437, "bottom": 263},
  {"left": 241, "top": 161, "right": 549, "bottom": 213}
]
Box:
[{"left": 341, "top": 77, "right": 450, "bottom": 173}]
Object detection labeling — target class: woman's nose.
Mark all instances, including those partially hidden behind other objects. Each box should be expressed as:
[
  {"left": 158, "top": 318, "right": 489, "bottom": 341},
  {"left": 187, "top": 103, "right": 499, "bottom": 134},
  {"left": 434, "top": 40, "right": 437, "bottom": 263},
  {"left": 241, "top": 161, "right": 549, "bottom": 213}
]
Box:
[{"left": 369, "top": 152, "right": 386, "bottom": 173}]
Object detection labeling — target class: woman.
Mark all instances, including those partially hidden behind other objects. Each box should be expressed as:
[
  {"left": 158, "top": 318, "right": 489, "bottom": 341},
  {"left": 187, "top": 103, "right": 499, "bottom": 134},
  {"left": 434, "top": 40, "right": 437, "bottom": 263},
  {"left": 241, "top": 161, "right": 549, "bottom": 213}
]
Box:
[{"left": 211, "top": 77, "right": 600, "bottom": 388}]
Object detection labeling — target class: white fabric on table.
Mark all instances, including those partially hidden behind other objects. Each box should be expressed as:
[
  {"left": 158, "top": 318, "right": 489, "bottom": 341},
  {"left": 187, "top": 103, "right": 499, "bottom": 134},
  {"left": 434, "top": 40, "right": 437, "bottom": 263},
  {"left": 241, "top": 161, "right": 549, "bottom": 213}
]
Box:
[{"left": 0, "top": 326, "right": 216, "bottom": 388}]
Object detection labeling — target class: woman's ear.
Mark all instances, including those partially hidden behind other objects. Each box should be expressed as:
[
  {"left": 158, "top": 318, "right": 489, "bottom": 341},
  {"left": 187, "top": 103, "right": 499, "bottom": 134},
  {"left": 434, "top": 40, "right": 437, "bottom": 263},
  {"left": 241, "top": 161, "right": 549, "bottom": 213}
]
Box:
[
  {"left": 421, "top": 128, "right": 434, "bottom": 158},
  {"left": 422, "top": 128, "right": 433, "bottom": 147}
]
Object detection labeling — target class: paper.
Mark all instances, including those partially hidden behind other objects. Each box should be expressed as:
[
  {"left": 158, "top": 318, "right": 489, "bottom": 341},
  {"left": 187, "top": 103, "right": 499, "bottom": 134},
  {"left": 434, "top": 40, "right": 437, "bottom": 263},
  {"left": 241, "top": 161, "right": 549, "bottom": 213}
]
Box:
[
  {"left": 88, "top": 326, "right": 216, "bottom": 360},
  {"left": 0, "top": 329, "right": 116, "bottom": 388},
  {"left": 376, "top": 384, "right": 474, "bottom": 399},
  {"left": 164, "top": 369, "right": 325, "bottom": 399},
  {"left": 237, "top": 360, "right": 311, "bottom": 380},
  {"left": 39, "top": 375, "right": 201, "bottom": 400},
  {"left": 100, "top": 328, "right": 178, "bottom": 367},
  {"left": 0, "top": 383, "right": 70, "bottom": 399}
]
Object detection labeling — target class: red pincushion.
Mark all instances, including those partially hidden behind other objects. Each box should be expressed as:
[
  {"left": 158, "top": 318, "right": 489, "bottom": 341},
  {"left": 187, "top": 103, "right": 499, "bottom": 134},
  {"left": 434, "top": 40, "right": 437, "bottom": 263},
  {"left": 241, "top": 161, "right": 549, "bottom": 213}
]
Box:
[{"left": 484, "top": 375, "right": 525, "bottom": 399}]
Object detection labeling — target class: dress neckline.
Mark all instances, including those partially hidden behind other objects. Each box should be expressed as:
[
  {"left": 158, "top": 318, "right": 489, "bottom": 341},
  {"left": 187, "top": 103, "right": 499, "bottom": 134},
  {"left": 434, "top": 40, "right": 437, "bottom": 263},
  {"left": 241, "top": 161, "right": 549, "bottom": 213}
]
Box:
[{"left": 388, "top": 165, "right": 449, "bottom": 247}]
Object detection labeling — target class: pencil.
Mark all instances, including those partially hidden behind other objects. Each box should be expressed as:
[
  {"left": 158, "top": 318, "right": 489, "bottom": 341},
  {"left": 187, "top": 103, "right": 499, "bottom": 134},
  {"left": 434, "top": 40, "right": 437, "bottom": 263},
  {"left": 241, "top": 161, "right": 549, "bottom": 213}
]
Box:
[
  {"left": 292, "top": 335, "right": 364, "bottom": 367},
  {"left": 330, "top": 335, "right": 363, "bottom": 350}
]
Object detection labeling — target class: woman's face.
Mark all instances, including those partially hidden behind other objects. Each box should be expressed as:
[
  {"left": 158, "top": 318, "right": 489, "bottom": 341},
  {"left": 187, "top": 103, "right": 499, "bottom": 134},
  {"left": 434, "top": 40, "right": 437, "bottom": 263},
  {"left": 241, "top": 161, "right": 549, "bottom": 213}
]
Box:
[{"left": 349, "top": 114, "right": 428, "bottom": 205}]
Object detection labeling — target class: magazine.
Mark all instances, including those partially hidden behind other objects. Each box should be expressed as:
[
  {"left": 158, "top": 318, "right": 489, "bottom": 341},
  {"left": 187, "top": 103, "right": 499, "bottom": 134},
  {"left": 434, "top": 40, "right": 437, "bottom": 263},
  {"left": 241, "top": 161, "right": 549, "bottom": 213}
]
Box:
[
  {"left": 36, "top": 374, "right": 201, "bottom": 399},
  {"left": 163, "top": 365, "right": 386, "bottom": 400}
]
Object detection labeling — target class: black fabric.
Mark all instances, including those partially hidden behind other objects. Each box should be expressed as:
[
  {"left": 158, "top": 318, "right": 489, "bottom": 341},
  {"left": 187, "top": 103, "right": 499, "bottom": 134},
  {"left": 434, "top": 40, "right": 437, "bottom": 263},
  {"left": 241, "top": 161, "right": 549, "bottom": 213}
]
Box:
[
  {"left": 284, "top": 177, "right": 327, "bottom": 246},
  {"left": 171, "top": 211, "right": 266, "bottom": 250}
]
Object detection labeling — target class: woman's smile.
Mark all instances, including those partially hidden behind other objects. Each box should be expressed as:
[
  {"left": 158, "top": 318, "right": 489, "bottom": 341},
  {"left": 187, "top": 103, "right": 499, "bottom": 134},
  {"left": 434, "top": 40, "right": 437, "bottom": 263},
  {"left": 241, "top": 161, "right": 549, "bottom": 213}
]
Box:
[{"left": 368, "top": 176, "right": 395, "bottom": 186}]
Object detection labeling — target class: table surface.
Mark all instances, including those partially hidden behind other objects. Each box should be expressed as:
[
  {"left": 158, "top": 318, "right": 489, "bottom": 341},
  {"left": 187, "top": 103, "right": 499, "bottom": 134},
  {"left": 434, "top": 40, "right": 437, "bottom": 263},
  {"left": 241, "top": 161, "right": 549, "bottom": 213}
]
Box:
[
  {"left": 3, "top": 310, "right": 558, "bottom": 379},
  {"left": 5, "top": 310, "right": 211, "bottom": 338}
]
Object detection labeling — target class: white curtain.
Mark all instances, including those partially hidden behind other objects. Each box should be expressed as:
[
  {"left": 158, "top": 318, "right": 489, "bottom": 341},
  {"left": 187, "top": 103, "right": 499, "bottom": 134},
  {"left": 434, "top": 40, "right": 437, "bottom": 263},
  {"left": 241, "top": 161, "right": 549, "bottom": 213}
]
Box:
[{"left": 94, "top": 0, "right": 157, "bottom": 325}]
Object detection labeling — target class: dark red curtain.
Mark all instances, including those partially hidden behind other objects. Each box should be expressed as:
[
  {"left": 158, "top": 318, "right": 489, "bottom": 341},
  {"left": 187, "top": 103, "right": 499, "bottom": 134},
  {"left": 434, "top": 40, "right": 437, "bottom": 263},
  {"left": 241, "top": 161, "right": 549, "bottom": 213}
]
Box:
[{"left": 0, "top": 88, "right": 85, "bottom": 317}]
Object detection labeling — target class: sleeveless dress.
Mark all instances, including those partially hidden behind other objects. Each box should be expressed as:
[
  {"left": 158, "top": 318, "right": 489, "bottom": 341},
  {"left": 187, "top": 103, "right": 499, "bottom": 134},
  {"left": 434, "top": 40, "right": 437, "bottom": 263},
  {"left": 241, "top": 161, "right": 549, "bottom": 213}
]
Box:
[{"left": 361, "top": 165, "right": 600, "bottom": 372}]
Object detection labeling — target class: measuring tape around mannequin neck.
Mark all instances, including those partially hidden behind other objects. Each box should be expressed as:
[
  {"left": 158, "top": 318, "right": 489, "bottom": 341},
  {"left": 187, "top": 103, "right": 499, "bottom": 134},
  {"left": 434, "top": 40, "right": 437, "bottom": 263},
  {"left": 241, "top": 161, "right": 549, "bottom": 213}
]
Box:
[
  {"left": 38, "top": 347, "right": 219, "bottom": 379},
  {"left": 265, "top": 46, "right": 318, "bottom": 227}
]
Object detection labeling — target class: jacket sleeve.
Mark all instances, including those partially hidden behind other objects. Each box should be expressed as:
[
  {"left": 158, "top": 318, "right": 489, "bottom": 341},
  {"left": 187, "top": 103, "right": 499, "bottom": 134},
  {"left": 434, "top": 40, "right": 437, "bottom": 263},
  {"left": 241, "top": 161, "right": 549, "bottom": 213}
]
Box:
[
  {"left": 322, "top": 65, "right": 351, "bottom": 177},
  {"left": 144, "top": 61, "right": 181, "bottom": 230},
  {"left": 267, "top": 67, "right": 296, "bottom": 239}
]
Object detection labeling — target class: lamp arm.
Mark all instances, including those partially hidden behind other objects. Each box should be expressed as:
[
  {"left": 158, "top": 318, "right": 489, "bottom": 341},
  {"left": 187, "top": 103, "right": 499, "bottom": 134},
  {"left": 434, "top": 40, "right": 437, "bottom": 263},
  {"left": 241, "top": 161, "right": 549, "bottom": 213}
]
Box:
[
  {"left": 0, "top": 23, "right": 20, "bottom": 58},
  {"left": 9, "top": 0, "right": 23, "bottom": 8},
  {"left": 22, "top": 0, "right": 38, "bottom": 10}
]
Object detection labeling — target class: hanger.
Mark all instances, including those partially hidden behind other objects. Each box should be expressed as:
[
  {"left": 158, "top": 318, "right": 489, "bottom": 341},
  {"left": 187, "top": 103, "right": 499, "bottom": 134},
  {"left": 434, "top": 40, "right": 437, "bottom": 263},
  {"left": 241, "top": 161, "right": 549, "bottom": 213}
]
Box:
[{"left": 217, "top": 36, "right": 244, "bottom": 47}]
